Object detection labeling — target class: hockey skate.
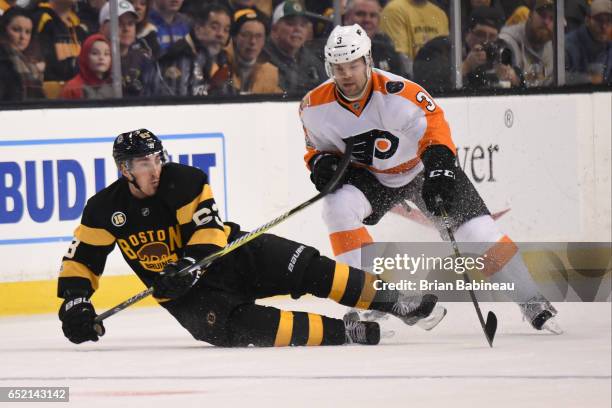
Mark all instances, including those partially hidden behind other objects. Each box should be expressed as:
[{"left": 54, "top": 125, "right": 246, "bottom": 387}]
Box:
[
  {"left": 390, "top": 293, "right": 447, "bottom": 330},
  {"left": 519, "top": 295, "right": 563, "bottom": 335},
  {"left": 344, "top": 316, "right": 381, "bottom": 345},
  {"left": 344, "top": 294, "right": 447, "bottom": 331},
  {"left": 347, "top": 308, "right": 389, "bottom": 323}
]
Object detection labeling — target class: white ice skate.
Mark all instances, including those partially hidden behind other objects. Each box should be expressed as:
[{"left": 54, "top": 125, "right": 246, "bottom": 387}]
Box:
[
  {"left": 520, "top": 295, "right": 563, "bottom": 335},
  {"left": 345, "top": 294, "right": 447, "bottom": 332}
]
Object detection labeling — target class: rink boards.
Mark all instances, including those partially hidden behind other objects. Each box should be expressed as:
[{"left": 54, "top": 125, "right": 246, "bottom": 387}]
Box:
[{"left": 0, "top": 92, "right": 610, "bottom": 315}]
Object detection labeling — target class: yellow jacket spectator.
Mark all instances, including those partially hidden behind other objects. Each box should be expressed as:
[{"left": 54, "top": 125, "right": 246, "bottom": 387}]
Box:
[
  {"left": 210, "top": 8, "right": 282, "bottom": 95},
  {"left": 30, "top": 0, "right": 88, "bottom": 84},
  {"left": 380, "top": 0, "right": 449, "bottom": 60}
]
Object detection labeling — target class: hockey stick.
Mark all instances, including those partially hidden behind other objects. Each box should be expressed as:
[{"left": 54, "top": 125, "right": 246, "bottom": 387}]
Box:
[
  {"left": 436, "top": 196, "right": 498, "bottom": 347},
  {"left": 92, "top": 140, "right": 355, "bottom": 332}
]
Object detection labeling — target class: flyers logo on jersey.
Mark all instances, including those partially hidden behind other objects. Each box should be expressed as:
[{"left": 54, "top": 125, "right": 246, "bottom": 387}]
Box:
[{"left": 346, "top": 130, "right": 399, "bottom": 165}]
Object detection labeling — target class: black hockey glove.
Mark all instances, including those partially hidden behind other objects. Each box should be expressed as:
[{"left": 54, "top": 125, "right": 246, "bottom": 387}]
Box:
[
  {"left": 153, "top": 257, "right": 200, "bottom": 299},
  {"left": 309, "top": 153, "right": 345, "bottom": 192},
  {"left": 421, "top": 145, "right": 457, "bottom": 216},
  {"left": 59, "top": 297, "right": 104, "bottom": 344}
]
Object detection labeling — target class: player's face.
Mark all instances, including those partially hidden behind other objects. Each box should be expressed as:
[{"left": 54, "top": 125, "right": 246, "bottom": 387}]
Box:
[
  {"left": 332, "top": 58, "right": 369, "bottom": 98},
  {"left": 124, "top": 153, "right": 163, "bottom": 197}
]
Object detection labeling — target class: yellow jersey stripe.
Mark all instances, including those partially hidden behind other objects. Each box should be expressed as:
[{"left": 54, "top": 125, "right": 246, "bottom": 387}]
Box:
[
  {"left": 355, "top": 273, "right": 378, "bottom": 310},
  {"left": 306, "top": 313, "right": 323, "bottom": 346},
  {"left": 274, "top": 311, "right": 294, "bottom": 347},
  {"left": 187, "top": 227, "right": 228, "bottom": 248},
  {"left": 60, "top": 260, "right": 100, "bottom": 290},
  {"left": 176, "top": 184, "right": 214, "bottom": 225},
  {"left": 328, "top": 263, "right": 350, "bottom": 302},
  {"left": 75, "top": 225, "right": 115, "bottom": 246}
]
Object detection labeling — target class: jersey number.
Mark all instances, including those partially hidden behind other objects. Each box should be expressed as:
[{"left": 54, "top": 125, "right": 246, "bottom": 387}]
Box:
[
  {"left": 64, "top": 239, "right": 81, "bottom": 259},
  {"left": 416, "top": 91, "right": 436, "bottom": 112},
  {"left": 193, "top": 204, "right": 223, "bottom": 227}
]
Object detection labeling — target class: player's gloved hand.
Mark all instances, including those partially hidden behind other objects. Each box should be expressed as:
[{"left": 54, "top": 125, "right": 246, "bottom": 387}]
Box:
[
  {"left": 153, "top": 257, "right": 200, "bottom": 299},
  {"left": 309, "top": 153, "right": 345, "bottom": 192},
  {"left": 421, "top": 145, "right": 457, "bottom": 216},
  {"left": 59, "top": 297, "right": 104, "bottom": 344}
]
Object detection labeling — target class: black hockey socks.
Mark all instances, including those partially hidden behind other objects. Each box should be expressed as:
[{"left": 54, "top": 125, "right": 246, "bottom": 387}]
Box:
[
  {"left": 301, "top": 256, "right": 399, "bottom": 311},
  {"left": 228, "top": 304, "right": 345, "bottom": 347}
]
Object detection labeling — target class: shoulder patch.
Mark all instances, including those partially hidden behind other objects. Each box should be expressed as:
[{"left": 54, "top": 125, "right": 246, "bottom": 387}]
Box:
[{"left": 385, "top": 81, "right": 405, "bottom": 94}]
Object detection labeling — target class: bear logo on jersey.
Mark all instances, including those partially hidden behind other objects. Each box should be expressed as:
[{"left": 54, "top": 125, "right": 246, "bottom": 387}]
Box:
[
  {"left": 346, "top": 130, "right": 399, "bottom": 165},
  {"left": 136, "top": 242, "right": 178, "bottom": 272}
]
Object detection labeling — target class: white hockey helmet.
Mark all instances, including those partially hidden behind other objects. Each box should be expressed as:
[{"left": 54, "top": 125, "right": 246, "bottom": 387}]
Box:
[{"left": 324, "top": 24, "right": 372, "bottom": 78}]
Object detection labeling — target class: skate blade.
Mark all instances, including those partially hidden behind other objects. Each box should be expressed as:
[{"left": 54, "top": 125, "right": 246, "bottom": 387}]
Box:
[
  {"left": 542, "top": 317, "right": 564, "bottom": 335},
  {"left": 416, "top": 305, "right": 447, "bottom": 331},
  {"left": 381, "top": 329, "right": 395, "bottom": 339},
  {"left": 361, "top": 309, "right": 389, "bottom": 322}
]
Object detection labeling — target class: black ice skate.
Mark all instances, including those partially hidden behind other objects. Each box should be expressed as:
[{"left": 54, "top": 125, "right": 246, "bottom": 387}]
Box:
[
  {"left": 519, "top": 295, "right": 563, "bottom": 334},
  {"left": 391, "top": 293, "right": 447, "bottom": 330},
  {"left": 343, "top": 315, "right": 381, "bottom": 345}
]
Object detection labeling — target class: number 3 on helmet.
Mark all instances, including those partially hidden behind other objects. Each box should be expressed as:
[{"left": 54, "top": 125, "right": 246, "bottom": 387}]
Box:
[{"left": 324, "top": 24, "right": 372, "bottom": 79}]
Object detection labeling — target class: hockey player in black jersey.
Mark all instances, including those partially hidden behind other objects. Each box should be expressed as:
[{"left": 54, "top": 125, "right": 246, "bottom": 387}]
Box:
[{"left": 58, "top": 129, "right": 446, "bottom": 347}]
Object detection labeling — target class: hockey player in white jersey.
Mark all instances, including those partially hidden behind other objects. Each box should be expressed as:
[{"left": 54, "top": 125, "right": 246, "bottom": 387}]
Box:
[{"left": 299, "top": 24, "right": 561, "bottom": 334}]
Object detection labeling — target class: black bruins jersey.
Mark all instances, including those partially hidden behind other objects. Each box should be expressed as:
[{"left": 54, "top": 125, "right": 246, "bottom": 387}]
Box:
[{"left": 58, "top": 162, "right": 240, "bottom": 300}]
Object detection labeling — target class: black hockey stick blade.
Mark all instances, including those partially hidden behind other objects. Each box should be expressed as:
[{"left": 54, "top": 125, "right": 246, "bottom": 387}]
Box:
[
  {"left": 94, "top": 140, "right": 355, "bottom": 326},
  {"left": 435, "top": 196, "right": 499, "bottom": 347},
  {"left": 484, "top": 311, "right": 498, "bottom": 346}
]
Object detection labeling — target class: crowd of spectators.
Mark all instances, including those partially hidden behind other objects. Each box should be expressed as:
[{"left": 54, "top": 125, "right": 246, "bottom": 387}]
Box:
[{"left": 0, "top": 0, "right": 610, "bottom": 102}]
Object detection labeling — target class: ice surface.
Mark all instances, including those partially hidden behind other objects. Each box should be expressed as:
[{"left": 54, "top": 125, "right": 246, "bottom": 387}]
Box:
[{"left": 1, "top": 299, "right": 610, "bottom": 408}]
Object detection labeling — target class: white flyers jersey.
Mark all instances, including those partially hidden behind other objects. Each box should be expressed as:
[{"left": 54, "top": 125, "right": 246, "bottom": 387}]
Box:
[{"left": 300, "top": 69, "right": 456, "bottom": 188}]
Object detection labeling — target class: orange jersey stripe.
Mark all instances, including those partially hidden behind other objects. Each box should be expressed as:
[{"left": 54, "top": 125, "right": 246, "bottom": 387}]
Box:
[
  {"left": 329, "top": 227, "right": 373, "bottom": 256},
  {"left": 481, "top": 235, "right": 519, "bottom": 277},
  {"left": 304, "top": 146, "right": 321, "bottom": 168},
  {"left": 302, "top": 82, "right": 336, "bottom": 109}
]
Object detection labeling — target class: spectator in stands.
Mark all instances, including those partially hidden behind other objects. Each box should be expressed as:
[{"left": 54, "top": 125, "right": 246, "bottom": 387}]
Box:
[
  {"left": 565, "top": 0, "right": 612, "bottom": 85},
  {"left": 505, "top": 0, "right": 589, "bottom": 33},
  {"left": 0, "top": 7, "right": 45, "bottom": 101},
  {"left": 99, "top": 0, "right": 158, "bottom": 96},
  {"left": 30, "top": 0, "right": 88, "bottom": 97},
  {"left": 61, "top": 33, "right": 113, "bottom": 98},
  {"left": 462, "top": 7, "right": 522, "bottom": 88},
  {"left": 0, "top": 0, "right": 17, "bottom": 16},
  {"left": 500, "top": 0, "right": 553, "bottom": 87},
  {"left": 412, "top": 35, "right": 452, "bottom": 92},
  {"left": 262, "top": 0, "right": 326, "bottom": 95},
  {"left": 343, "top": 0, "right": 408, "bottom": 76},
  {"left": 211, "top": 8, "right": 281, "bottom": 95},
  {"left": 380, "top": 0, "right": 449, "bottom": 75},
  {"left": 155, "top": 3, "right": 231, "bottom": 96},
  {"left": 129, "top": 0, "right": 161, "bottom": 58},
  {"left": 77, "top": 0, "right": 106, "bottom": 33},
  {"left": 149, "top": 0, "right": 191, "bottom": 54},
  {"left": 413, "top": 8, "right": 522, "bottom": 92}
]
